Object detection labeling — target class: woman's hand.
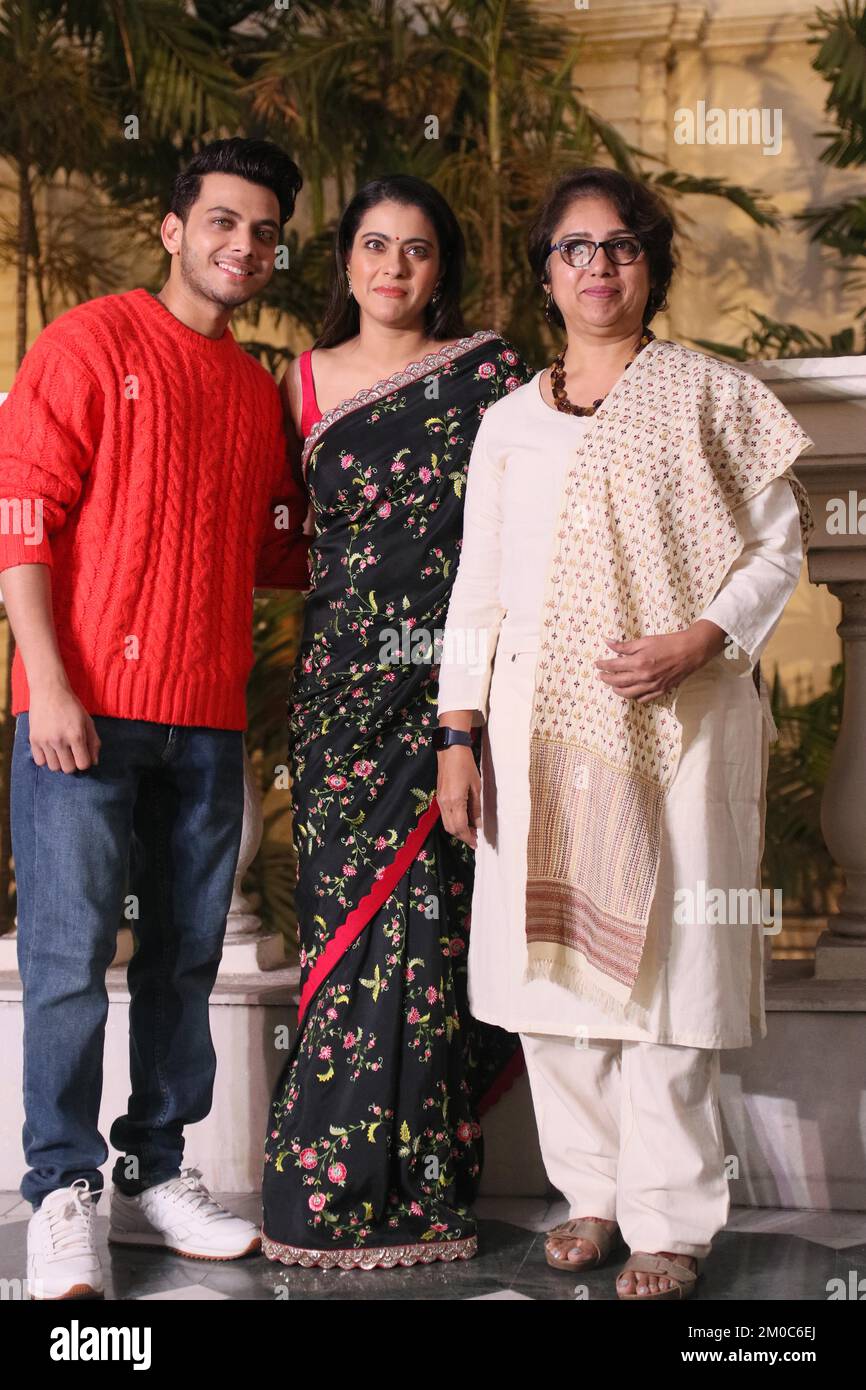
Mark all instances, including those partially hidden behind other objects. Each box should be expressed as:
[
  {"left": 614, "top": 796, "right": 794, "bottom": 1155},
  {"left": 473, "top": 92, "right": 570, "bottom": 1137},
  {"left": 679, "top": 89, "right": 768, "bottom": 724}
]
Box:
[
  {"left": 594, "top": 620, "right": 727, "bottom": 703},
  {"left": 436, "top": 746, "right": 481, "bottom": 849}
]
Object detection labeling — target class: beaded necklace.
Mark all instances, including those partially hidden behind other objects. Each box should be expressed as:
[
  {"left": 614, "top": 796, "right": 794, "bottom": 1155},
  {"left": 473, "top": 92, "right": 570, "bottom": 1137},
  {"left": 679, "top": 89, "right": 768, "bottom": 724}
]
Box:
[{"left": 549, "top": 329, "right": 655, "bottom": 416}]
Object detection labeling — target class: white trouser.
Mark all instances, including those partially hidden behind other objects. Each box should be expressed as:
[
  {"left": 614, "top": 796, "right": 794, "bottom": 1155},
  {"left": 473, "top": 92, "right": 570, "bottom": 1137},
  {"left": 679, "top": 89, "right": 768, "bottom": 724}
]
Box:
[{"left": 521, "top": 1032, "right": 730, "bottom": 1259}]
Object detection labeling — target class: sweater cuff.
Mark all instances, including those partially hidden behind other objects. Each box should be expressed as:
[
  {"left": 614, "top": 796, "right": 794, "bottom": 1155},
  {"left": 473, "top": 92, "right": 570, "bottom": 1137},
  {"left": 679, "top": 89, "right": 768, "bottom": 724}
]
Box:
[{"left": 0, "top": 532, "right": 53, "bottom": 573}]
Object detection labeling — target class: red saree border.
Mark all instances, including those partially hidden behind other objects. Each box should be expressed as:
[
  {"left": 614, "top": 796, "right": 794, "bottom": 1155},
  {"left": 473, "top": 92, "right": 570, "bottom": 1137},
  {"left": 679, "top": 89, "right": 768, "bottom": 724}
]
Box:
[
  {"left": 297, "top": 799, "right": 442, "bottom": 1024},
  {"left": 295, "top": 794, "right": 525, "bottom": 1120}
]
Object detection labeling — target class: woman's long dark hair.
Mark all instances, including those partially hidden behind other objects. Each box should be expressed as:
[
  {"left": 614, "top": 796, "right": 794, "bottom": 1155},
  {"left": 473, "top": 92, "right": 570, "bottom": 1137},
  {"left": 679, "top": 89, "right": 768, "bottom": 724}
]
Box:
[{"left": 314, "top": 175, "right": 466, "bottom": 349}]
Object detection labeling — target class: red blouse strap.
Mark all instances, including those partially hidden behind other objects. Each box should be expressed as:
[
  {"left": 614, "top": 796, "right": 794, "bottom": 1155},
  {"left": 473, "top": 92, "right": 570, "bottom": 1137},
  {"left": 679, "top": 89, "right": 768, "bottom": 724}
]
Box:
[{"left": 298, "top": 348, "right": 323, "bottom": 438}]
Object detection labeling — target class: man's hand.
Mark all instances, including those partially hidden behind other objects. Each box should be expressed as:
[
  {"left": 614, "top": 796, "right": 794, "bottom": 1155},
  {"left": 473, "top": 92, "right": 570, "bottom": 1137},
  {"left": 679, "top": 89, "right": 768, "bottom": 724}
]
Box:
[
  {"left": 436, "top": 746, "right": 481, "bottom": 849},
  {"left": 28, "top": 681, "right": 101, "bottom": 773},
  {"left": 594, "top": 620, "right": 727, "bottom": 703},
  {"left": 0, "top": 563, "right": 100, "bottom": 771}
]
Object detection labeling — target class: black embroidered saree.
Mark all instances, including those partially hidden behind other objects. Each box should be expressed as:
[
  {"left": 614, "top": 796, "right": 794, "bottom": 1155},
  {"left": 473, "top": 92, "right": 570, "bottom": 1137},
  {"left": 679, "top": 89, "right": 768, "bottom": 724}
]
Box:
[{"left": 261, "top": 333, "right": 531, "bottom": 1270}]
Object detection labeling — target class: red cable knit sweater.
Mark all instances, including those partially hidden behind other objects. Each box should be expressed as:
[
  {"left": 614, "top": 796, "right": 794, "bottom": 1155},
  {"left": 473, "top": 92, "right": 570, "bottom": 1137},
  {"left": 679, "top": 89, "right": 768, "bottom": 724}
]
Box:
[{"left": 0, "top": 288, "right": 311, "bottom": 730}]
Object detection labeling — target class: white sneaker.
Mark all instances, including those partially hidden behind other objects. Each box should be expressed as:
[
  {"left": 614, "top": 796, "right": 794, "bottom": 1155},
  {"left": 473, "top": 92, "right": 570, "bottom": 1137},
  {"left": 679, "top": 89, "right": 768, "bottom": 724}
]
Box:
[
  {"left": 108, "top": 1167, "right": 261, "bottom": 1261},
  {"left": 27, "top": 1179, "right": 104, "bottom": 1300}
]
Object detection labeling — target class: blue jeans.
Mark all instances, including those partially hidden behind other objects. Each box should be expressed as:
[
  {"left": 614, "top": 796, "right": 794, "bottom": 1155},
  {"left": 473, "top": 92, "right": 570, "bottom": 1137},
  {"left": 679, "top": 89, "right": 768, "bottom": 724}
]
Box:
[{"left": 12, "top": 713, "right": 244, "bottom": 1209}]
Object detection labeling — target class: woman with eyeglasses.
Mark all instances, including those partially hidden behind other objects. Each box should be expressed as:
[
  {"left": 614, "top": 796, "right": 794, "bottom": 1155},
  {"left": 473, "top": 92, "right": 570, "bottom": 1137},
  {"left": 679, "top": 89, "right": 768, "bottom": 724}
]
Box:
[{"left": 435, "top": 167, "right": 813, "bottom": 1300}]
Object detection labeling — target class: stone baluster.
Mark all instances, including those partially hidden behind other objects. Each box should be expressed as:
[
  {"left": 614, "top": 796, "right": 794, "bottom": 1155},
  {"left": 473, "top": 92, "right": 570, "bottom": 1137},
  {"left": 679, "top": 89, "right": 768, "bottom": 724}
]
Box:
[
  {"left": 815, "top": 580, "right": 866, "bottom": 978},
  {"left": 218, "top": 741, "right": 286, "bottom": 974}
]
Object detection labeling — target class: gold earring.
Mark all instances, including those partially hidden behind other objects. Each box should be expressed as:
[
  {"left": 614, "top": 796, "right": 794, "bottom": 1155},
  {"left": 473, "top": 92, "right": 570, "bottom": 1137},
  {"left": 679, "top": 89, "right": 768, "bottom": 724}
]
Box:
[{"left": 346, "top": 270, "right": 353, "bottom": 297}]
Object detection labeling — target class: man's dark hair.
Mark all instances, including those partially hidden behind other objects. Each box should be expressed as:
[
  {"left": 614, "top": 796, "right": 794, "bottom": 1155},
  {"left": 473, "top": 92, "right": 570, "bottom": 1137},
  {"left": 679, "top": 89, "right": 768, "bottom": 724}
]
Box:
[
  {"left": 527, "top": 166, "right": 676, "bottom": 328},
  {"left": 169, "top": 138, "right": 303, "bottom": 227}
]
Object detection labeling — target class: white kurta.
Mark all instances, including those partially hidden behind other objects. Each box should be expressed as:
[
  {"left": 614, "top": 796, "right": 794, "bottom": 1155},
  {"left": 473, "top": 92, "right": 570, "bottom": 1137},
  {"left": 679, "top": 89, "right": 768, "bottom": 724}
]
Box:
[{"left": 436, "top": 371, "right": 805, "bottom": 1049}]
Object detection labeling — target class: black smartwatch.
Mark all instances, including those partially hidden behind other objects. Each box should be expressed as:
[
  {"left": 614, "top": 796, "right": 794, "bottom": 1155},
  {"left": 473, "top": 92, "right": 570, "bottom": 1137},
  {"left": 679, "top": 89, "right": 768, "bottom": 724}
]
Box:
[{"left": 433, "top": 726, "right": 479, "bottom": 751}]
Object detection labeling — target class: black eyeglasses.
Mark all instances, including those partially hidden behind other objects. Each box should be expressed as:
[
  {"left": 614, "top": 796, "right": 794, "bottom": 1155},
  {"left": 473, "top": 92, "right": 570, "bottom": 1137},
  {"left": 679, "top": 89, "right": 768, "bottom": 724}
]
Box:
[{"left": 548, "top": 236, "right": 643, "bottom": 268}]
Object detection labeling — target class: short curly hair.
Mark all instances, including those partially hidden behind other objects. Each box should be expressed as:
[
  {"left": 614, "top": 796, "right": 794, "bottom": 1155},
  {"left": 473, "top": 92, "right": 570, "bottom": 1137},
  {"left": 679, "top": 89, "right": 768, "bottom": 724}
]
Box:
[{"left": 527, "top": 167, "right": 675, "bottom": 328}]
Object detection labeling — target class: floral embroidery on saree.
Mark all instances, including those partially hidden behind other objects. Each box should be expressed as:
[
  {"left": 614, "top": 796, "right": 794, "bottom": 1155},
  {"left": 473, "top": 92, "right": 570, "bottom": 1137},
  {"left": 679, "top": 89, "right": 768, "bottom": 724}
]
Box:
[{"left": 262, "top": 335, "right": 532, "bottom": 1267}]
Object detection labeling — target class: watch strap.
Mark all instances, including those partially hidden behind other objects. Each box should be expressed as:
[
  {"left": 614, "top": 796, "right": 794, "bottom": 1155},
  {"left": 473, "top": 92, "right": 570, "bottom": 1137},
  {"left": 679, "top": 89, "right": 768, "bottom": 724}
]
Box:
[{"left": 434, "top": 726, "right": 479, "bottom": 750}]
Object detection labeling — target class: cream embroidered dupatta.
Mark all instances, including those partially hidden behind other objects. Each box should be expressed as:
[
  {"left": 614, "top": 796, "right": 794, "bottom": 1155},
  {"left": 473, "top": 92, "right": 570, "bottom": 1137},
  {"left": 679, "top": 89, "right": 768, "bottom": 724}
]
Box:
[{"left": 524, "top": 339, "right": 813, "bottom": 1010}]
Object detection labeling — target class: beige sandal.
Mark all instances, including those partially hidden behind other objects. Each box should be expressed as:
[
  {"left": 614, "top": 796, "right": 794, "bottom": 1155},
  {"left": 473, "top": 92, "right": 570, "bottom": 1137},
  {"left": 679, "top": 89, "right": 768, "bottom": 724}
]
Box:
[
  {"left": 616, "top": 1252, "right": 699, "bottom": 1300},
  {"left": 544, "top": 1218, "right": 623, "bottom": 1272}
]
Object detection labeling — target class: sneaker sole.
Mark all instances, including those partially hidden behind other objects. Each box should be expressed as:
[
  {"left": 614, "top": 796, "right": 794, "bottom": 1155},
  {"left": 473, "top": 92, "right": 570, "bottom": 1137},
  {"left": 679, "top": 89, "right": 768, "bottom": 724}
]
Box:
[
  {"left": 30, "top": 1284, "right": 104, "bottom": 1300},
  {"left": 107, "top": 1232, "right": 261, "bottom": 1262}
]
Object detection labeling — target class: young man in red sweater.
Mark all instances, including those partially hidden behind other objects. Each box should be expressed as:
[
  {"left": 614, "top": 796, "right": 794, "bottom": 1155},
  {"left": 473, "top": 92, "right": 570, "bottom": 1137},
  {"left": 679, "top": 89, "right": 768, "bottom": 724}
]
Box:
[{"left": 0, "top": 138, "right": 310, "bottom": 1299}]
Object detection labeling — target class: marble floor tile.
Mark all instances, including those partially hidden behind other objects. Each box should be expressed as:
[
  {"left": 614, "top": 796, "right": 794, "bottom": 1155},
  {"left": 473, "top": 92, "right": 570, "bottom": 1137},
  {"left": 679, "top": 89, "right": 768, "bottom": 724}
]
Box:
[
  {"left": 833, "top": 1243, "right": 866, "bottom": 1278},
  {"left": 0, "top": 1197, "right": 856, "bottom": 1301},
  {"left": 468, "top": 1289, "right": 534, "bottom": 1299},
  {"left": 138, "top": 1284, "right": 234, "bottom": 1300},
  {"left": 0, "top": 1196, "right": 29, "bottom": 1220},
  {"left": 726, "top": 1206, "right": 866, "bottom": 1249}
]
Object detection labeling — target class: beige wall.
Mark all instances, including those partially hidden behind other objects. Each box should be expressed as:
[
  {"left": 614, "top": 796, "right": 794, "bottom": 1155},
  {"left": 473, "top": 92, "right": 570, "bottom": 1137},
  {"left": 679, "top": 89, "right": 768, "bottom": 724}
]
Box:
[{"left": 558, "top": 0, "right": 858, "bottom": 344}]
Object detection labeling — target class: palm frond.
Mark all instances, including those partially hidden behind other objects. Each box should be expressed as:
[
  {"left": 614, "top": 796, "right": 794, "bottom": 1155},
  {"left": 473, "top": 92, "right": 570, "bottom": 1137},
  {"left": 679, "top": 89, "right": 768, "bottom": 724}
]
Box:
[
  {"left": 797, "top": 194, "right": 866, "bottom": 259},
  {"left": 648, "top": 170, "right": 780, "bottom": 229},
  {"left": 691, "top": 309, "right": 865, "bottom": 359},
  {"left": 809, "top": 0, "right": 866, "bottom": 167}
]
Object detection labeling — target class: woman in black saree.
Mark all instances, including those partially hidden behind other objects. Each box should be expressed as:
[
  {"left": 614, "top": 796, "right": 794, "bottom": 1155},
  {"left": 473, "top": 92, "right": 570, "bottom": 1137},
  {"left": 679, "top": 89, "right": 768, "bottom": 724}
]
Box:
[{"left": 261, "top": 176, "right": 532, "bottom": 1270}]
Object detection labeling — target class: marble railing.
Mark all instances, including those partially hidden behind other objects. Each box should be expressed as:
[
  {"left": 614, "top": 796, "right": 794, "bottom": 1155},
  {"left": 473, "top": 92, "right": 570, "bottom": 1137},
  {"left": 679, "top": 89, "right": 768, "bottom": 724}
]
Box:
[{"left": 750, "top": 355, "right": 866, "bottom": 980}]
